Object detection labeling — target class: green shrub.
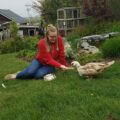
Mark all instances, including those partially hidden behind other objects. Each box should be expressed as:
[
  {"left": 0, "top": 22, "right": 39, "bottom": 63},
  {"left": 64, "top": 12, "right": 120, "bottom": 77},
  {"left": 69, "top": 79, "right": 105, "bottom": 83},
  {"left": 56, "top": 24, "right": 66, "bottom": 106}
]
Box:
[
  {"left": 67, "top": 32, "right": 80, "bottom": 42},
  {"left": 0, "top": 36, "right": 39, "bottom": 54},
  {"left": 16, "top": 50, "right": 36, "bottom": 62},
  {"left": 0, "top": 37, "right": 25, "bottom": 54},
  {"left": 0, "top": 39, "right": 14, "bottom": 54},
  {"left": 101, "top": 36, "right": 120, "bottom": 58},
  {"left": 15, "top": 36, "right": 39, "bottom": 61},
  {"left": 23, "top": 36, "right": 39, "bottom": 50},
  {"left": 10, "top": 21, "right": 19, "bottom": 39},
  {"left": 15, "top": 36, "right": 40, "bottom": 61},
  {"left": 67, "top": 20, "right": 120, "bottom": 45},
  {"left": 78, "top": 52, "right": 103, "bottom": 64}
]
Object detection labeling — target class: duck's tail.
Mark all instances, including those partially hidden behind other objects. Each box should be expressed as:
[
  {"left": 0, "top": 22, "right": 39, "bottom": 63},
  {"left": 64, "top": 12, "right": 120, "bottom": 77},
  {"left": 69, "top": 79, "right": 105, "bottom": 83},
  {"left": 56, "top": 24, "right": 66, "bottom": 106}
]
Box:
[{"left": 106, "top": 60, "right": 115, "bottom": 67}]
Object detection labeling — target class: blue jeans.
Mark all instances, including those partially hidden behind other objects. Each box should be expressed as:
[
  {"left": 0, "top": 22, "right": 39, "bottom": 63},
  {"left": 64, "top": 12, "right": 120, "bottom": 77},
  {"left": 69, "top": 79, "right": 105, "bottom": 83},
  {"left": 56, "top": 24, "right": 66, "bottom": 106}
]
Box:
[{"left": 16, "top": 59, "right": 55, "bottom": 79}]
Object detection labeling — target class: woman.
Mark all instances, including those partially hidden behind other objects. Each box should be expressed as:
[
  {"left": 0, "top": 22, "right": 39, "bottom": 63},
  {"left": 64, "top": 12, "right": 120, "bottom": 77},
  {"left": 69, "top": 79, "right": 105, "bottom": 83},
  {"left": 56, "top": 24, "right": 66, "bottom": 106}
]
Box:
[{"left": 5, "top": 24, "right": 73, "bottom": 80}]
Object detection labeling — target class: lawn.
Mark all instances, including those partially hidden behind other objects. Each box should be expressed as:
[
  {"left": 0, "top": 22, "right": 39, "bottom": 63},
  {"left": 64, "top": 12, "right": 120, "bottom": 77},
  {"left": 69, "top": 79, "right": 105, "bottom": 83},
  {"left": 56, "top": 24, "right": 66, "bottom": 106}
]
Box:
[{"left": 0, "top": 53, "right": 120, "bottom": 120}]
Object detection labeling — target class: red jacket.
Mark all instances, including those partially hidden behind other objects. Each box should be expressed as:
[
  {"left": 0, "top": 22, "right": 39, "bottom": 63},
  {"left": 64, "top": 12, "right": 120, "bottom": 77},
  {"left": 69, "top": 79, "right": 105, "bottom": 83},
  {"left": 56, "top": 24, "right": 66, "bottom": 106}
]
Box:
[{"left": 36, "top": 35, "right": 67, "bottom": 68}]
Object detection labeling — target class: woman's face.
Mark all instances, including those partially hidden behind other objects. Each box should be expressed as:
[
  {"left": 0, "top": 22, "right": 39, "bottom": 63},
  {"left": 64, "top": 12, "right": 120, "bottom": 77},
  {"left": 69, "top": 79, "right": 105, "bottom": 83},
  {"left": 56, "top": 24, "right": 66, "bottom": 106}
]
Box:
[{"left": 47, "top": 31, "right": 57, "bottom": 43}]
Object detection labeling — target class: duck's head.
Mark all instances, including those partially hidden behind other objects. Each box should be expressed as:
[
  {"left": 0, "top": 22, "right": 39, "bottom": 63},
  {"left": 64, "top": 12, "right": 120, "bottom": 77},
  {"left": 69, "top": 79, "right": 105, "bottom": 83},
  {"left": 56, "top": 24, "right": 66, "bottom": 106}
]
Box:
[
  {"left": 71, "top": 61, "right": 81, "bottom": 68},
  {"left": 71, "top": 61, "right": 84, "bottom": 76}
]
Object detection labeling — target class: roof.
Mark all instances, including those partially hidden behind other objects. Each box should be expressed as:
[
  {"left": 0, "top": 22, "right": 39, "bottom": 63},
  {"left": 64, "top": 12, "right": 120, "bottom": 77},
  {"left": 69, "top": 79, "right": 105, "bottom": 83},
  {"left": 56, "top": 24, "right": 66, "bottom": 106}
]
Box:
[
  {"left": 0, "top": 9, "right": 26, "bottom": 24},
  {"left": 57, "top": 7, "right": 81, "bottom": 11},
  {"left": 19, "top": 25, "right": 39, "bottom": 28}
]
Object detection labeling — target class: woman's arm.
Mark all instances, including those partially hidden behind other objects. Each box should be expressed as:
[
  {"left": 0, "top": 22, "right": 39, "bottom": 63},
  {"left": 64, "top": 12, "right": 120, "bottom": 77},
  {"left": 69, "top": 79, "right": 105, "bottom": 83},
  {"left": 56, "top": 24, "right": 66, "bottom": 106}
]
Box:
[
  {"left": 37, "top": 39, "right": 73, "bottom": 70},
  {"left": 37, "top": 40, "right": 62, "bottom": 68},
  {"left": 58, "top": 36, "right": 68, "bottom": 66}
]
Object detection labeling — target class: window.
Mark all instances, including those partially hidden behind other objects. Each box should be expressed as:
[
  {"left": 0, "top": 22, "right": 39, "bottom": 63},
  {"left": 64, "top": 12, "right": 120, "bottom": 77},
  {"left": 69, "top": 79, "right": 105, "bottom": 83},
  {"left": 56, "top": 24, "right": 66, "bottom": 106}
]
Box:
[
  {"left": 66, "top": 9, "right": 72, "bottom": 19},
  {"left": 58, "top": 10, "right": 64, "bottom": 19}
]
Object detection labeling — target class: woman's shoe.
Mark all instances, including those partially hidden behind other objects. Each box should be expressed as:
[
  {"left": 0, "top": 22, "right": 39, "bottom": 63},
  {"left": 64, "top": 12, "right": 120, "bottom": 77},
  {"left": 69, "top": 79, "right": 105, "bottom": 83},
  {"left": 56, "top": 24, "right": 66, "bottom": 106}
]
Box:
[
  {"left": 44, "top": 74, "right": 56, "bottom": 81},
  {"left": 4, "top": 71, "right": 21, "bottom": 80},
  {"left": 4, "top": 73, "right": 17, "bottom": 80},
  {"left": 15, "top": 71, "right": 21, "bottom": 74}
]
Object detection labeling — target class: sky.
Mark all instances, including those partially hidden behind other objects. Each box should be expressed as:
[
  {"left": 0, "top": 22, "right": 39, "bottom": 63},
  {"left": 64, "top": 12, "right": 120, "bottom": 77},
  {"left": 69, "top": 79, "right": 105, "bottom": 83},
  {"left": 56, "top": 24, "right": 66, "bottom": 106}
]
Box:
[{"left": 0, "top": 0, "right": 39, "bottom": 18}]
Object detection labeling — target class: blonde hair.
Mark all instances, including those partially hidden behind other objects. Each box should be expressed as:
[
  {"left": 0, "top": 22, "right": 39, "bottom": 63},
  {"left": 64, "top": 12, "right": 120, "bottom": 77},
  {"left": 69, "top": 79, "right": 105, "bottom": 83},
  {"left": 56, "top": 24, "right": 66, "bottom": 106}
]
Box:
[
  {"left": 46, "top": 24, "right": 57, "bottom": 35},
  {"left": 45, "top": 24, "right": 59, "bottom": 52}
]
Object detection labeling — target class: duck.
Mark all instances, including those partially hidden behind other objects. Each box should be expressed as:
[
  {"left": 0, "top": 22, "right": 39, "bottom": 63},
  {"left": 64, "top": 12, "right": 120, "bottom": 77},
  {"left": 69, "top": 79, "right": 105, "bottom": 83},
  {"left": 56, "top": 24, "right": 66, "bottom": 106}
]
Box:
[{"left": 71, "top": 60, "right": 115, "bottom": 77}]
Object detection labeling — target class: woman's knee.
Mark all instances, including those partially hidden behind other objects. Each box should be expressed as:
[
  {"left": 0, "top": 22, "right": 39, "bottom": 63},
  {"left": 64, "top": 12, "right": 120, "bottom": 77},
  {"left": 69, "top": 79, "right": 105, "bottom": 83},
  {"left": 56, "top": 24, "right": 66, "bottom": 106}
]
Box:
[
  {"left": 35, "top": 71, "right": 45, "bottom": 79},
  {"left": 16, "top": 70, "right": 35, "bottom": 79},
  {"left": 26, "top": 69, "right": 36, "bottom": 76},
  {"left": 35, "top": 67, "right": 55, "bottom": 79}
]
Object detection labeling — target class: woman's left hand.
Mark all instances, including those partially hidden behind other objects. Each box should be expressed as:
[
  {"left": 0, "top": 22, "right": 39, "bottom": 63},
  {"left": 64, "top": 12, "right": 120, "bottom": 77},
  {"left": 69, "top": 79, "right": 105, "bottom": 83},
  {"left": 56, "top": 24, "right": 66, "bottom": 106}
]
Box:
[{"left": 60, "top": 65, "right": 74, "bottom": 70}]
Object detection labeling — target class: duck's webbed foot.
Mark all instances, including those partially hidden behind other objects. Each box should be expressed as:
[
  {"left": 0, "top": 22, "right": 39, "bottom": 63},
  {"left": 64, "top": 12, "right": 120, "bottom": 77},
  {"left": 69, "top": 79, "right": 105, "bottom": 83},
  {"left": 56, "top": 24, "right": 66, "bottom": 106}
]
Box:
[{"left": 85, "top": 76, "right": 93, "bottom": 81}]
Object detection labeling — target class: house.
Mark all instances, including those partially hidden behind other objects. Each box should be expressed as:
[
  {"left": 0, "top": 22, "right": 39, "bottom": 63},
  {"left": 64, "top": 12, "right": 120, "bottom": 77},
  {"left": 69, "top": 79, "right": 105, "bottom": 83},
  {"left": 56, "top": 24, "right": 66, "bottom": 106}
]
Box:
[
  {"left": 0, "top": 9, "right": 39, "bottom": 40},
  {"left": 18, "top": 25, "right": 39, "bottom": 37},
  {"left": 0, "top": 9, "right": 27, "bottom": 25}
]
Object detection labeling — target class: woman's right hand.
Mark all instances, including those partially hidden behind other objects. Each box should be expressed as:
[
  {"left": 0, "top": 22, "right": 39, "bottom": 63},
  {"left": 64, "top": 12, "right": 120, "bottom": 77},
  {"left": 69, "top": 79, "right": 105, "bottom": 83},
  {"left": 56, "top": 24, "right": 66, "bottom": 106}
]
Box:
[{"left": 60, "top": 65, "right": 74, "bottom": 70}]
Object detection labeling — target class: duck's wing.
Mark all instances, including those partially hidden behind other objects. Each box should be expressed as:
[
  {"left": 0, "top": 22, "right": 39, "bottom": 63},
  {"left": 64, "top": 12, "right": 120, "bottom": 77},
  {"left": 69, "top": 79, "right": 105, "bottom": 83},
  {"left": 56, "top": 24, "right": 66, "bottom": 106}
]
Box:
[
  {"left": 82, "top": 69, "right": 98, "bottom": 75},
  {"left": 82, "top": 63, "right": 100, "bottom": 70}
]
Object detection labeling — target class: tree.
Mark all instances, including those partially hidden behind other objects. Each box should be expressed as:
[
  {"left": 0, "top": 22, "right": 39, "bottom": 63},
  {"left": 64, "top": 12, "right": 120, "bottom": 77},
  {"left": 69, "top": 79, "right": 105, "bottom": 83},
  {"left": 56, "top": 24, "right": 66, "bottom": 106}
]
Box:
[
  {"left": 82, "top": 0, "right": 91, "bottom": 16},
  {"left": 32, "top": 0, "right": 82, "bottom": 24},
  {"left": 32, "top": 0, "right": 60, "bottom": 24},
  {"left": 83, "top": 0, "right": 110, "bottom": 21},
  {"left": 108, "top": 0, "right": 120, "bottom": 19},
  {"left": 10, "top": 21, "right": 19, "bottom": 39}
]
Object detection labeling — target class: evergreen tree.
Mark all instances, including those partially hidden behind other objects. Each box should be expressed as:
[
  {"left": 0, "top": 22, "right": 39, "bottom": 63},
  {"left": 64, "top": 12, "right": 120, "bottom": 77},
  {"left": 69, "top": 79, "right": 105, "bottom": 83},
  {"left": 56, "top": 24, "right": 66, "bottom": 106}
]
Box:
[
  {"left": 83, "top": 0, "right": 110, "bottom": 21},
  {"left": 108, "top": 0, "right": 120, "bottom": 19},
  {"left": 32, "top": 0, "right": 82, "bottom": 24}
]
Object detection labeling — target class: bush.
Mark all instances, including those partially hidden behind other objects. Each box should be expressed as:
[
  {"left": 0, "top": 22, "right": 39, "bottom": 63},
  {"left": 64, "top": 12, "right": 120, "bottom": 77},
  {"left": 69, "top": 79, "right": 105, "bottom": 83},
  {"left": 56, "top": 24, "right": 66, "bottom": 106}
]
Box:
[
  {"left": 67, "top": 21, "right": 120, "bottom": 41},
  {"left": 0, "top": 39, "right": 14, "bottom": 54},
  {"left": 15, "top": 36, "right": 39, "bottom": 61},
  {"left": 77, "top": 52, "right": 103, "bottom": 64},
  {"left": 101, "top": 36, "right": 120, "bottom": 58},
  {"left": 16, "top": 50, "right": 36, "bottom": 62},
  {"left": 0, "top": 36, "right": 39, "bottom": 54},
  {"left": 67, "top": 32, "right": 80, "bottom": 42},
  {"left": 23, "top": 36, "right": 39, "bottom": 50},
  {"left": 10, "top": 21, "right": 19, "bottom": 39},
  {"left": 0, "top": 37, "right": 25, "bottom": 54}
]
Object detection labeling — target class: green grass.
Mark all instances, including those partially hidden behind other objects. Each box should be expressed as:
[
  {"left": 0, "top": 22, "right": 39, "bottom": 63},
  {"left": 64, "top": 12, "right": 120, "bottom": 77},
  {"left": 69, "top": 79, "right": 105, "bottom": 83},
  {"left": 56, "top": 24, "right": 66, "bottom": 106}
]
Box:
[{"left": 0, "top": 54, "right": 120, "bottom": 120}]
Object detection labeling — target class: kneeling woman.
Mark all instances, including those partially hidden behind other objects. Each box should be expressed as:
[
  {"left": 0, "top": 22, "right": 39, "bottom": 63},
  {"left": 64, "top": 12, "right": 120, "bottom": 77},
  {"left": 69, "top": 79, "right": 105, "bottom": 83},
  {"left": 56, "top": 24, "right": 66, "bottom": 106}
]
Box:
[{"left": 5, "top": 24, "right": 73, "bottom": 80}]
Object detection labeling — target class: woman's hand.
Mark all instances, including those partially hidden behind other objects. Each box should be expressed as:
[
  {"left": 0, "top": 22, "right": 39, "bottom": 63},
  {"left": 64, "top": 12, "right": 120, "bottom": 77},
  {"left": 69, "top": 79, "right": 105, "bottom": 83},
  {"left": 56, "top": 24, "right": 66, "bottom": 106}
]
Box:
[{"left": 60, "top": 65, "right": 74, "bottom": 70}]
